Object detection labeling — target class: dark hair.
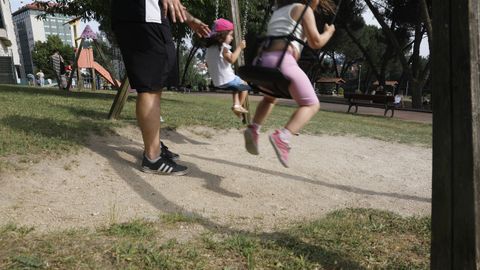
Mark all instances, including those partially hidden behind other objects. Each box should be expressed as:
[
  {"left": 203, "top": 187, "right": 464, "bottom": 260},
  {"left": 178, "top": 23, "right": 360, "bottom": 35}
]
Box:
[
  {"left": 205, "top": 30, "right": 231, "bottom": 48},
  {"left": 276, "top": 0, "right": 335, "bottom": 15}
]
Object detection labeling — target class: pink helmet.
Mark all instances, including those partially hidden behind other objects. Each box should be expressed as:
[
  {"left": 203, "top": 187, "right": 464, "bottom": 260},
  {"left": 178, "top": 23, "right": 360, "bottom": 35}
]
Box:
[{"left": 214, "top": 18, "right": 234, "bottom": 32}]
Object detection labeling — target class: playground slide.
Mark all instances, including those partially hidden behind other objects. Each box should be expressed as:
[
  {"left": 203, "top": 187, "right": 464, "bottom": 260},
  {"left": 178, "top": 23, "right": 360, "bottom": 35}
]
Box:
[{"left": 93, "top": 61, "right": 121, "bottom": 87}]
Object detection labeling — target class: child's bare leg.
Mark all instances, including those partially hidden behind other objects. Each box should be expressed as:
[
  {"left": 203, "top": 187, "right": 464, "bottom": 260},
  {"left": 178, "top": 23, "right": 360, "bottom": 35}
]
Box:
[
  {"left": 238, "top": 90, "right": 248, "bottom": 107},
  {"left": 284, "top": 103, "right": 320, "bottom": 134},
  {"left": 253, "top": 95, "right": 276, "bottom": 125},
  {"left": 232, "top": 92, "right": 241, "bottom": 106}
]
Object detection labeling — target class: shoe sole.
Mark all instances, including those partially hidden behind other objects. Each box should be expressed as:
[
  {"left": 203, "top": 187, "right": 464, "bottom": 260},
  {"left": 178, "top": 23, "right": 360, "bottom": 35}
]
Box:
[
  {"left": 244, "top": 130, "right": 259, "bottom": 155},
  {"left": 269, "top": 135, "right": 289, "bottom": 168},
  {"left": 141, "top": 167, "right": 189, "bottom": 176}
]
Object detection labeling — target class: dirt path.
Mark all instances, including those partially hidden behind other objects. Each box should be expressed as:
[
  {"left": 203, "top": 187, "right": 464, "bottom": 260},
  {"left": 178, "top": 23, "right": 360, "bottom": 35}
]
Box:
[{"left": 0, "top": 125, "right": 431, "bottom": 232}]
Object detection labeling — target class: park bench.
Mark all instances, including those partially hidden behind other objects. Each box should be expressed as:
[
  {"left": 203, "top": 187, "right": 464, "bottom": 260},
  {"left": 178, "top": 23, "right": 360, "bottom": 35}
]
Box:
[{"left": 344, "top": 93, "right": 396, "bottom": 117}]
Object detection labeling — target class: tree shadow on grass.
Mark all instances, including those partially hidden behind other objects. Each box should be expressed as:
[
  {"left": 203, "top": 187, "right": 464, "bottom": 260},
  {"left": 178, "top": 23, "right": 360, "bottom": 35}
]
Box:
[
  {"left": 0, "top": 85, "right": 119, "bottom": 101},
  {"left": 0, "top": 115, "right": 115, "bottom": 148}
]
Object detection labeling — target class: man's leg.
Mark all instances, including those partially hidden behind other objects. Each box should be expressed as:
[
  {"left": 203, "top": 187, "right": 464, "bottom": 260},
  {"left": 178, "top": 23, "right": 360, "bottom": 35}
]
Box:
[{"left": 136, "top": 91, "right": 162, "bottom": 160}]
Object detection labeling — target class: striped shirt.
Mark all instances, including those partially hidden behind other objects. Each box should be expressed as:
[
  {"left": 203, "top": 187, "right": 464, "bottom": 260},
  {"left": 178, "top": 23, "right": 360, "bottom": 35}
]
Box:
[{"left": 111, "top": 0, "right": 164, "bottom": 24}]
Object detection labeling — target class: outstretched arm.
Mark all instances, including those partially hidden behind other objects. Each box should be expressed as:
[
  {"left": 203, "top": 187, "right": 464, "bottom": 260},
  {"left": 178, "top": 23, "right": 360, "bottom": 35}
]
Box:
[
  {"left": 223, "top": 40, "right": 246, "bottom": 64},
  {"left": 301, "top": 6, "right": 335, "bottom": 49},
  {"left": 185, "top": 11, "right": 211, "bottom": 38},
  {"left": 162, "top": 0, "right": 210, "bottom": 37}
]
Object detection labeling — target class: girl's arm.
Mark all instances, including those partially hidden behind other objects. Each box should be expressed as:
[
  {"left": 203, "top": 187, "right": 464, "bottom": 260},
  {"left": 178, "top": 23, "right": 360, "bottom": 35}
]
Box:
[
  {"left": 296, "top": 5, "right": 335, "bottom": 50},
  {"left": 222, "top": 40, "right": 246, "bottom": 64}
]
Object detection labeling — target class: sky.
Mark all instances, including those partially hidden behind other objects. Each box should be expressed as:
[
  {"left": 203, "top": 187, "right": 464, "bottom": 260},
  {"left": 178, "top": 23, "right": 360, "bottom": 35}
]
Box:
[{"left": 9, "top": 0, "right": 100, "bottom": 33}]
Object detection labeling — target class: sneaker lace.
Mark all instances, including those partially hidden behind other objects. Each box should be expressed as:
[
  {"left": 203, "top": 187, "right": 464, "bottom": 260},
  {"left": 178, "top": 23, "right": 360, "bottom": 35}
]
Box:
[{"left": 161, "top": 142, "right": 173, "bottom": 155}]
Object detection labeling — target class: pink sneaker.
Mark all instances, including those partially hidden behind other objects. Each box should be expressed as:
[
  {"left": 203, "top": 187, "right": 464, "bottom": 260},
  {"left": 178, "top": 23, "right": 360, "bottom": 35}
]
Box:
[
  {"left": 269, "top": 130, "right": 291, "bottom": 167},
  {"left": 244, "top": 125, "right": 259, "bottom": 155}
]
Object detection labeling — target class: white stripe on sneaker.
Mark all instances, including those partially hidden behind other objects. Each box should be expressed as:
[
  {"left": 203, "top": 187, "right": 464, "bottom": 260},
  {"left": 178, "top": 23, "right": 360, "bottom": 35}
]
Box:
[{"left": 158, "top": 163, "right": 166, "bottom": 171}]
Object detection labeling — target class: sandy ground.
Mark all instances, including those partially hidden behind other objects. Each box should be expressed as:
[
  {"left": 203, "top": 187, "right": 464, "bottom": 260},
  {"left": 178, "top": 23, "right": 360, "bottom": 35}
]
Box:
[{"left": 0, "top": 125, "right": 432, "bottom": 233}]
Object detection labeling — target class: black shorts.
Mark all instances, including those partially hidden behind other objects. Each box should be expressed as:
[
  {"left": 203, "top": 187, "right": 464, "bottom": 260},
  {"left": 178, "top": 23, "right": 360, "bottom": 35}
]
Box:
[{"left": 113, "top": 22, "right": 178, "bottom": 92}]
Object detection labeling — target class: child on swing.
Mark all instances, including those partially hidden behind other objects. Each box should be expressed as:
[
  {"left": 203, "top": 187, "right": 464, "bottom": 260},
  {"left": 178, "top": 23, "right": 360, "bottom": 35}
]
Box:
[
  {"left": 243, "top": 0, "right": 336, "bottom": 167},
  {"left": 205, "top": 18, "right": 251, "bottom": 118}
]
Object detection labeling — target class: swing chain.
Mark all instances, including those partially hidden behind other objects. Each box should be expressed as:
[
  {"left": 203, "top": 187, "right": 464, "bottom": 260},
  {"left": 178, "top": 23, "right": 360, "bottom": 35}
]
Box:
[
  {"left": 215, "top": 0, "right": 220, "bottom": 20},
  {"left": 242, "top": 0, "right": 249, "bottom": 39}
]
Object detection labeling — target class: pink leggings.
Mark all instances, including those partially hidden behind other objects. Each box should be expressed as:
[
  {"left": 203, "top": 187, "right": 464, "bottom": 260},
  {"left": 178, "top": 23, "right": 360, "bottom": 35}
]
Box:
[{"left": 258, "top": 51, "right": 319, "bottom": 106}]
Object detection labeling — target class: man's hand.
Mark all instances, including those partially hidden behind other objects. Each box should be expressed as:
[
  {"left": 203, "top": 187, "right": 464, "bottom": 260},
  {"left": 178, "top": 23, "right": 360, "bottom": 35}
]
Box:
[
  {"left": 187, "top": 17, "right": 211, "bottom": 38},
  {"left": 162, "top": 0, "right": 187, "bottom": 23}
]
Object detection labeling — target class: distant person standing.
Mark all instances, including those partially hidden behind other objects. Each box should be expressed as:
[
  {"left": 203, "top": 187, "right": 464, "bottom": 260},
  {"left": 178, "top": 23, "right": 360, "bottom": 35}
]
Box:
[
  {"left": 36, "top": 70, "right": 45, "bottom": 86},
  {"left": 50, "top": 50, "right": 66, "bottom": 90}
]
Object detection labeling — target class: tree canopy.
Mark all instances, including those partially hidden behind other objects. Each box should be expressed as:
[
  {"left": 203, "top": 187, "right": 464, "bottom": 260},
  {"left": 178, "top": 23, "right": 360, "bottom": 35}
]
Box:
[
  {"left": 31, "top": 35, "right": 74, "bottom": 79},
  {"left": 39, "top": 0, "right": 431, "bottom": 107}
]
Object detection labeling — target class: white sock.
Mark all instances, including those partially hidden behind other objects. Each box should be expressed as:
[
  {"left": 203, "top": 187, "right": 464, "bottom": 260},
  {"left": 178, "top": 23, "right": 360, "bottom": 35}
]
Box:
[
  {"left": 146, "top": 155, "right": 161, "bottom": 163},
  {"left": 279, "top": 128, "right": 292, "bottom": 143}
]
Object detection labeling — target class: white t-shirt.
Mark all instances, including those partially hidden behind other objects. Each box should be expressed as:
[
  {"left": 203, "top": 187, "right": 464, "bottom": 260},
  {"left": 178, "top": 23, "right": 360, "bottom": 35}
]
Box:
[
  {"left": 267, "top": 4, "right": 306, "bottom": 55},
  {"left": 205, "top": 43, "right": 236, "bottom": 87},
  {"left": 394, "top": 95, "right": 402, "bottom": 104}
]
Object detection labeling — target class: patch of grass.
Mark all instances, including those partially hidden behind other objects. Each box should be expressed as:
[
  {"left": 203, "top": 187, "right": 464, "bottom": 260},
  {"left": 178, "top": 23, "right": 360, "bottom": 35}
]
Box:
[
  {"left": 0, "top": 86, "right": 430, "bottom": 161},
  {"left": 104, "top": 220, "right": 155, "bottom": 238},
  {"left": 0, "top": 209, "right": 430, "bottom": 269},
  {"left": 0, "top": 85, "right": 134, "bottom": 157},
  {"left": 159, "top": 94, "right": 432, "bottom": 146},
  {"left": 0, "top": 223, "right": 35, "bottom": 236},
  {"left": 160, "top": 212, "right": 202, "bottom": 225},
  {"left": 12, "top": 254, "right": 44, "bottom": 268}
]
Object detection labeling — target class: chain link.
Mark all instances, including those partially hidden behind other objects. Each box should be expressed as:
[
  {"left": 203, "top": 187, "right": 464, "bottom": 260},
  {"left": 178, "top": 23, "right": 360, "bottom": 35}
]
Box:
[
  {"left": 215, "top": 0, "right": 220, "bottom": 19},
  {"left": 242, "top": 0, "right": 249, "bottom": 38}
]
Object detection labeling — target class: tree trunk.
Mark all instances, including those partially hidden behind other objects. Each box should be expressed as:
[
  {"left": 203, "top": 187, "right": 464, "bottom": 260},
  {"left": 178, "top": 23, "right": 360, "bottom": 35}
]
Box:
[
  {"left": 419, "top": 0, "right": 432, "bottom": 53},
  {"left": 331, "top": 52, "right": 339, "bottom": 77},
  {"left": 176, "top": 38, "right": 181, "bottom": 87},
  {"left": 181, "top": 44, "right": 200, "bottom": 85},
  {"left": 410, "top": 18, "right": 424, "bottom": 108}
]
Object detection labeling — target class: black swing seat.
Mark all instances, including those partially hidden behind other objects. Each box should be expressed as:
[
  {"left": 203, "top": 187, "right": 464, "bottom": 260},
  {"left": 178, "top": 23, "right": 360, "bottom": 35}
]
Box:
[
  {"left": 238, "top": 65, "right": 291, "bottom": 99},
  {"left": 238, "top": 35, "right": 308, "bottom": 99}
]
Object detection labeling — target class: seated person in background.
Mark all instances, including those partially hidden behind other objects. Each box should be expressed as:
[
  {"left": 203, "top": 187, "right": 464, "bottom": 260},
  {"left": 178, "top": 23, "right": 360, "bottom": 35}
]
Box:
[
  {"left": 394, "top": 91, "right": 404, "bottom": 108},
  {"left": 374, "top": 85, "right": 385, "bottom": 95}
]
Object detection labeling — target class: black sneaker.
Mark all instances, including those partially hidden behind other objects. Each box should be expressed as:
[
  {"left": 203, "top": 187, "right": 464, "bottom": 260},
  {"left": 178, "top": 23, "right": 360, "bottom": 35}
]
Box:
[
  {"left": 141, "top": 155, "right": 189, "bottom": 176},
  {"left": 160, "top": 142, "right": 180, "bottom": 161}
]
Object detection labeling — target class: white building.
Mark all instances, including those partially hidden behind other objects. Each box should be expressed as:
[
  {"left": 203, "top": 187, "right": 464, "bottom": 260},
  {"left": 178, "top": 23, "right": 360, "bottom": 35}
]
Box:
[
  {"left": 12, "top": 2, "right": 75, "bottom": 77},
  {"left": 0, "top": 0, "right": 22, "bottom": 83}
]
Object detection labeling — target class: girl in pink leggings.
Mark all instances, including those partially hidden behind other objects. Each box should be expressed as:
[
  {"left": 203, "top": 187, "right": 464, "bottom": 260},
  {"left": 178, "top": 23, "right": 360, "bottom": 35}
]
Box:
[{"left": 244, "top": 0, "right": 336, "bottom": 167}]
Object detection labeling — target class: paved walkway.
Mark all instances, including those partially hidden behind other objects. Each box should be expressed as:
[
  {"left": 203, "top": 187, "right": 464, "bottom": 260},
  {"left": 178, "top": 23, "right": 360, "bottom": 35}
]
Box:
[{"left": 190, "top": 92, "right": 432, "bottom": 124}]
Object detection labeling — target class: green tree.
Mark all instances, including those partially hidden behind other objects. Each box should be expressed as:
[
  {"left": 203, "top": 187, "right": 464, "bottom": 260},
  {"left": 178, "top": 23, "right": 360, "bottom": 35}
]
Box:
[
  {"left": 31, "top": 35, "right": 74, "bottom": 80},
  {"left": 364, "top": 0, "right": 431, "bottom": 108}
]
